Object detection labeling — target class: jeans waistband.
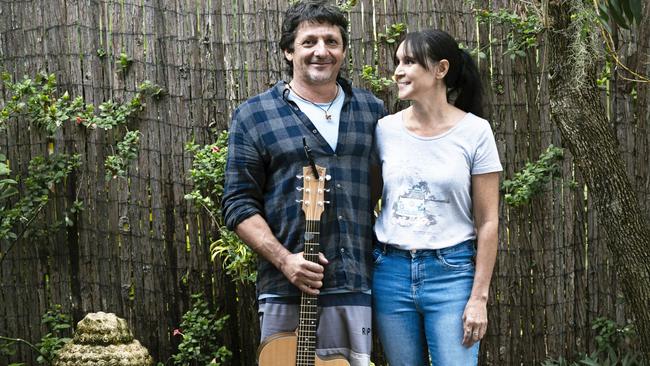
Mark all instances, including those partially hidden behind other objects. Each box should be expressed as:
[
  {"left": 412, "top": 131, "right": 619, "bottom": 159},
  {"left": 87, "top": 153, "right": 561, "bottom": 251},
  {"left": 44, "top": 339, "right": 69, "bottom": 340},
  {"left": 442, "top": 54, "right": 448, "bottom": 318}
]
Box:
[{"left": 377, "top": 239, "right": 475, "bottom": 258}]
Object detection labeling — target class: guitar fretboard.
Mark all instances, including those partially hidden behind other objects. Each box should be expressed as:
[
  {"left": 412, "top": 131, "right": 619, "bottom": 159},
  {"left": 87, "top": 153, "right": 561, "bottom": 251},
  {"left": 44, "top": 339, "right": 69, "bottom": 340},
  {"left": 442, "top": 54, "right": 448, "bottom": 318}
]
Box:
[{"left": 296, "top": 220, "right": 320, "bottom": 366}]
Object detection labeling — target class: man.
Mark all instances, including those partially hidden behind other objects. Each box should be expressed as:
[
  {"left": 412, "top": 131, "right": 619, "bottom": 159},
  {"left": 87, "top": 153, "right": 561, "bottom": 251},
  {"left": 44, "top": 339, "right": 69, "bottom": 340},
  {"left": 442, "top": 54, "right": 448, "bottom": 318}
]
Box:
[{"left": 222, "top": 1, "right": 385, "bottom": 364}]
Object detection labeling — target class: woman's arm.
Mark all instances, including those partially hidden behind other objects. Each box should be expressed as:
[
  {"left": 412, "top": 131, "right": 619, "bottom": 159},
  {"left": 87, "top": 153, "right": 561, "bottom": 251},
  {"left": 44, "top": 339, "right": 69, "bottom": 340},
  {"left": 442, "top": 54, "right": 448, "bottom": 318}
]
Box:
[{"left": 462, "top": 171, "right": 500, "bottom": 347}]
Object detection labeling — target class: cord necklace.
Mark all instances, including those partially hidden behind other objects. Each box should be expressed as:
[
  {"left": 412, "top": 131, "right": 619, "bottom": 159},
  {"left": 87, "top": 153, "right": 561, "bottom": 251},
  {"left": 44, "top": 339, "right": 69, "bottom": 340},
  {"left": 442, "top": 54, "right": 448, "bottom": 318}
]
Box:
[{"left": 287, "top": 83, "right": 339, "bottom": 120}]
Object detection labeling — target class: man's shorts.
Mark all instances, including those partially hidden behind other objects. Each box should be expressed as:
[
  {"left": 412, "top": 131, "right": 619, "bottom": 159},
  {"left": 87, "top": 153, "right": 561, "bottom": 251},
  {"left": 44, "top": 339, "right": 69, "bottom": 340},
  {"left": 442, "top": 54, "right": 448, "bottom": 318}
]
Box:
[{"left": 258, "top": 292, "right": 372, "bottom": 366}]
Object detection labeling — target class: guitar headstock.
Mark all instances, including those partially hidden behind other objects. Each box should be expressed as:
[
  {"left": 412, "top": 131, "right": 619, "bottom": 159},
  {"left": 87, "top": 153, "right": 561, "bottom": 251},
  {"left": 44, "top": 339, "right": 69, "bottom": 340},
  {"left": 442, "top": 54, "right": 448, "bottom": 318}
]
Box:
[{"left": 299, "top": 165, "right": 328, "bottom": 221}]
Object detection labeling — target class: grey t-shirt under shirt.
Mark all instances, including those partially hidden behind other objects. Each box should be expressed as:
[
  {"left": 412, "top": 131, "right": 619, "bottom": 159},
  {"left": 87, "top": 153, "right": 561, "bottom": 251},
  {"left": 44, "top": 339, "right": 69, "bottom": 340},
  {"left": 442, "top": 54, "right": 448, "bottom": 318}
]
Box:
[{"left": 374, "top": 111, "right": 502, "bottom": 250}]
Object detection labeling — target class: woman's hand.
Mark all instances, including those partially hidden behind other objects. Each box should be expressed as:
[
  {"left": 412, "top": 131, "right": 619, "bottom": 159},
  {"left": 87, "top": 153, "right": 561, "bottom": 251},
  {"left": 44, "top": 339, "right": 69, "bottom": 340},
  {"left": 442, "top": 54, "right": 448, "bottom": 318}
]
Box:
[{"left": 461, "top": 297, "right": 488, "bottom": 347}]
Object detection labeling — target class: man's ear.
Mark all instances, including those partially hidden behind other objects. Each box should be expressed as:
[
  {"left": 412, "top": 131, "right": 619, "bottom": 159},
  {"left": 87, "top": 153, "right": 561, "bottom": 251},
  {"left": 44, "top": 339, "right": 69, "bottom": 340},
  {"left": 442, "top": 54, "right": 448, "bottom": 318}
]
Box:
[
  {"left": 436, "top": 59, "right": 450, "bottom": 79},
  {"left": 284, "top": 50, "right": 294, "bottom": 62}
]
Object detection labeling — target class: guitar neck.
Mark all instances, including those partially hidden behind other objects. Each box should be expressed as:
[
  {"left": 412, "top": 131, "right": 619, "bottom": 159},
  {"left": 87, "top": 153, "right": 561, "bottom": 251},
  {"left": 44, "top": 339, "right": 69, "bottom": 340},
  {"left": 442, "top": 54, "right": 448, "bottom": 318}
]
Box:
[{"left": 296, "top": 220, "right": 320, "bottom": 366}]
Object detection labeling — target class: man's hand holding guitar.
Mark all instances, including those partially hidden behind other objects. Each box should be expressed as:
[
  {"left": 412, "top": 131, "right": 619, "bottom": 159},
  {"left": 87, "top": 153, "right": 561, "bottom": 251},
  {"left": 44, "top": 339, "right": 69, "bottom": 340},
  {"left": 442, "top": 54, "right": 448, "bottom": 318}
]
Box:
[{"left": 279, "top": 252, "right": 329, "bottom": 295}]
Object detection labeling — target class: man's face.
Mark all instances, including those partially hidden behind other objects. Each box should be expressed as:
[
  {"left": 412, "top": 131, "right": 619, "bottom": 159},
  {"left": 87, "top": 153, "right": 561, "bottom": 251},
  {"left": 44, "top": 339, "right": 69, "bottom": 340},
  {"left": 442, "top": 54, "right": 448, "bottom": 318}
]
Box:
[{"left": 284, "top": 21, "right": 346, "bottom": 87}]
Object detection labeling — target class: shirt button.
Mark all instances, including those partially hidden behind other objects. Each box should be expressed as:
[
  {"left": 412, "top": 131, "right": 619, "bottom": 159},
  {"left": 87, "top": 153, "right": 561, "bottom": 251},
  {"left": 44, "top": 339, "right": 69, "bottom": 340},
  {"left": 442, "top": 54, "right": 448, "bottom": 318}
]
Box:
[
  {"left": 340, "top": 248, "right": 345, "bottom": 253},
  {"left": 312, "top": 129, "right": 318, "bottom": 134},
  {"left": 338, "top": 215, "right": 344, "bottom": 220},
  {"left": 336, "top": 183, "right": 342, "bottom": 189}
]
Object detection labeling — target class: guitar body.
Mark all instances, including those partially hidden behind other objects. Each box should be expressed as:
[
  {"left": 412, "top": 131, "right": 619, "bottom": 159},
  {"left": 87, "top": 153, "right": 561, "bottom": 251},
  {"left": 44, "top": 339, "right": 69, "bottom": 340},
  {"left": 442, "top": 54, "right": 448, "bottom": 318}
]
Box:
[{"left": 257, "top": 332, "right": 350, "bottom": 366}]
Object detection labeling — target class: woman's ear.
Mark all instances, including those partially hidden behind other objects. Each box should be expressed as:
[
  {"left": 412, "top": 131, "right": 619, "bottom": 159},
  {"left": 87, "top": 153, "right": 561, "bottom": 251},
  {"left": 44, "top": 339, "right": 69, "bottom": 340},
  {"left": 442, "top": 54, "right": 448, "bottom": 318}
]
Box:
[{"left": 436, "top": 59, "right": 450, "bottom": 79}]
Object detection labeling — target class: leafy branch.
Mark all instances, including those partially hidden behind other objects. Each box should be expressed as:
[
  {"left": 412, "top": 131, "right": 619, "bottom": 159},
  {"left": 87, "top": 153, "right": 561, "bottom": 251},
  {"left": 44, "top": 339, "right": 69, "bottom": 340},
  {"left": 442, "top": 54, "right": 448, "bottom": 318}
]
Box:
[
  {"left": 0, "top": 72, "right": 91, "bottom": 136},
  {"left": 1, "top": 72, "right": 163, "bottom": 180},
  {"left": 0, "top": 335, "right": 48, "bottom": 364},
  {"left": 378, "top": 23, "right": 406, "bottom": 45},
  {"left": 0, "top": 154, "right": 80, "bottom": 263},
  {"left": 105, "top": 130, "right": 141, "bottom": 181},
  {"left": 0, "top": 72, "right": 163, "bottom": 256},
  {"left": 170, "top": 294, "right": 231, "bottom": 366},
  {"left": 360, "top": 65, "right": 394, "bottom": 93},
  {"left": 185, "top": 131, "right": 256, "bottom": 283},
  {"left": 501, "top": 145, "right": 565, "bottom": 207},
  {"left": 337, "top": 0, "right": 357, "bottom": 12},
  {"left": 593, "top": 0, "right": 649, "bottom": 83},
  {"left": 117, "top": 52, "right": 133, "bottom": 74},
  {"left": 475, "top": 8, "right": 543, "bottom": 59},
  {"left": 0, "top": 305, "right": 72, "bottom": 365}
]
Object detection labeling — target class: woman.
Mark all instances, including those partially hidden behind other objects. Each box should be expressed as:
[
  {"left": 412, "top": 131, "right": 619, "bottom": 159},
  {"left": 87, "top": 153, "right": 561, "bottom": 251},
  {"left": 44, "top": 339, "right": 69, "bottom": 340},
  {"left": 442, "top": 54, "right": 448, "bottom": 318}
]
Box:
[{"left": 372, "top": 29, "right": 501, "bottom": 366}]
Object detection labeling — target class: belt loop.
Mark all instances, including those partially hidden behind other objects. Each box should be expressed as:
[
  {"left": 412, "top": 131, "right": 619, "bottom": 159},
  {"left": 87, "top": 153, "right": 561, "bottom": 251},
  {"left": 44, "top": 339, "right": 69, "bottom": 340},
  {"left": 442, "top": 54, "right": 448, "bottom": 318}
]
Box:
[{"left": 382, "top": 243, "right": 387, "bottom": 254}]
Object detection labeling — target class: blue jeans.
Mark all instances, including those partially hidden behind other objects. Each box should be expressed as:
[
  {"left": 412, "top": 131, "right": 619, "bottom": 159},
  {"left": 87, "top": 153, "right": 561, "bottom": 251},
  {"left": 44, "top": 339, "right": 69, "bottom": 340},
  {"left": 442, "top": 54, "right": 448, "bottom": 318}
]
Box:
[{"left": 372, "top": 240, "right": 479, "bottom": 366}]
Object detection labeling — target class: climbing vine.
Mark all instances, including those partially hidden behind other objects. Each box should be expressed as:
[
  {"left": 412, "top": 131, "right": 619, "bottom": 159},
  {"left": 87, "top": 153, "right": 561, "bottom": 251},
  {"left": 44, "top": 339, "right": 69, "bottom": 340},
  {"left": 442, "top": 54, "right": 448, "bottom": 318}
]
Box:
[
  {"left": 361, "top": 65, "right": 394, "bottom": 93},
  {"left": 0, "top": 71, "right": 163, "bottom": 261},
  {"left": 184, "top": 131, "right": 256, "bottom": 283},
  {"left": 475, "top": 7, "right": 543, "bottom": 59},
  {"left": 501, "top": 145, "right": 566, "bottom": 207}
]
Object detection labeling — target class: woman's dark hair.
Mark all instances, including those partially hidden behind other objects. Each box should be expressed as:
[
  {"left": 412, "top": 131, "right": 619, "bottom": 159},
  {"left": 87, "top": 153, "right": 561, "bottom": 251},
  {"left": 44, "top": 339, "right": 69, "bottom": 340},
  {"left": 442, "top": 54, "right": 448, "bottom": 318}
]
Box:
[
  {"left": 279, "top": 0, "right": 349, "bottom": 75},
  {"left": 395, "top": 29, "right": 484, "bottom": 118}
]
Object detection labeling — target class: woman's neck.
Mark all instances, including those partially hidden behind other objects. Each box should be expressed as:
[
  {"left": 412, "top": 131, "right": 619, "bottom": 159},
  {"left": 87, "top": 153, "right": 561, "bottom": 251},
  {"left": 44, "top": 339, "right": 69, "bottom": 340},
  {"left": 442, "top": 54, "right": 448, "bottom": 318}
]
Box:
[{"left": 404, "top": 91, "right": 466, "bottom": 137}]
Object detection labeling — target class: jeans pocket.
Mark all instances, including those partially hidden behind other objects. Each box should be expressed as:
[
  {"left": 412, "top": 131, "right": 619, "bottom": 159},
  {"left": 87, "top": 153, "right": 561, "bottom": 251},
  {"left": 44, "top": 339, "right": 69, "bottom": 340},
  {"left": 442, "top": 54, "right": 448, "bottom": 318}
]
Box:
[
  {"left": 372, "top": 247, "right": 385, "bottom": 265},
  {"left": 438, "top": 243, "right": 475, "bottom": 271}
]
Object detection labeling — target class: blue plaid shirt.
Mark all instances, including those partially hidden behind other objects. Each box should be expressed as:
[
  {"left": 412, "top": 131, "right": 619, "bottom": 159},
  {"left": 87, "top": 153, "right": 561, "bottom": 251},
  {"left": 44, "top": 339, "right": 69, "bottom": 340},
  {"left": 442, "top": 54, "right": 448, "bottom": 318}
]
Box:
[{"left": 223, "top": 79, "right": 386, "bottom": 296}]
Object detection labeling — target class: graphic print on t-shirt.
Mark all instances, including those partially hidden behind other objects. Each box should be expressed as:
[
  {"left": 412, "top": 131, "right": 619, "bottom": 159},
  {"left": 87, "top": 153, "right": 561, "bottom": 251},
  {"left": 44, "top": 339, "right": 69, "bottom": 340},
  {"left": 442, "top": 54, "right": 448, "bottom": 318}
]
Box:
[{"left": 391, "top": 181, "right": 450, "bottom": 231}]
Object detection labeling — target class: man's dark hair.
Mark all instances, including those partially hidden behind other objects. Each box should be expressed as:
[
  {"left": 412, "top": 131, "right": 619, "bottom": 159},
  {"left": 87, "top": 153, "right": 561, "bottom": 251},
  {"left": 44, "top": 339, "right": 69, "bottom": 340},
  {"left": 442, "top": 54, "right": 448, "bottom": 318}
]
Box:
[{"left": 279, "top": 0, "right": 349, "bottom": 75}]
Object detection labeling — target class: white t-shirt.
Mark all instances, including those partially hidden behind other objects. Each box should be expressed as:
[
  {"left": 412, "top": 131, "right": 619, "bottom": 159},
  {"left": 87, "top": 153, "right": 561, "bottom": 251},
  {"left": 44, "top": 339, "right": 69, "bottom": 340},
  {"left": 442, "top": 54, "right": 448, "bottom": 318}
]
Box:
[
  {"left": 288, "top": 84, "right": 344, "bottom": 151},
  {"left": 374, "top": 111, "right": 502, "bottom": 250}
]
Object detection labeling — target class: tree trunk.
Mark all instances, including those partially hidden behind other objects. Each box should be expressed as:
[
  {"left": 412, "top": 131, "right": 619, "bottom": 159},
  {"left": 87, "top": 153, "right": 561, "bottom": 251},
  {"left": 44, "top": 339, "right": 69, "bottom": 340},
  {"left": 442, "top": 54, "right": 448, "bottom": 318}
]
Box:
[{"left": 547, "top": 1, "right": 650, "bottom": 361}]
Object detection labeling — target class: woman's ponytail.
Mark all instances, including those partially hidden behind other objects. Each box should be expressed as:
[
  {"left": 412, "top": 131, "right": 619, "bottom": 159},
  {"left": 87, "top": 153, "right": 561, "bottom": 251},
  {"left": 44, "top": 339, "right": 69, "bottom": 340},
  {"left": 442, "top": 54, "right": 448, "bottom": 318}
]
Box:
[{"left": 452, "top": 49, "right": 484, "bottom": 118}]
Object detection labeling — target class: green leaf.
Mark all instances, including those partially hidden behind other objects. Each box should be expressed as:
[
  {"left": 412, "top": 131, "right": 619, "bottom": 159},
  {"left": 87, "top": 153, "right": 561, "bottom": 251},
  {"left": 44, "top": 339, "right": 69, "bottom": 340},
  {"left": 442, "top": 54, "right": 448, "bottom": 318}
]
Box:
[
  {"left": 609, "top": 0, "right": 623, "bottom": 15},
  {"left": 607, "top": 0, "right": 630, "bottom": 28},
  {"left": 0, "top": 164, "right": 12, "bottom": 176},
  {"left": 620, "top": 0, "right": 634, "bottom": 24},
  {"left": 597, "top": 14, "right": 612, "bottom": 34},
  {"left": 629, "top": 0, "right": 642, "bottom": 25},
  {"left": 0, "top": 186, "right": 18, "bottom": 201}
]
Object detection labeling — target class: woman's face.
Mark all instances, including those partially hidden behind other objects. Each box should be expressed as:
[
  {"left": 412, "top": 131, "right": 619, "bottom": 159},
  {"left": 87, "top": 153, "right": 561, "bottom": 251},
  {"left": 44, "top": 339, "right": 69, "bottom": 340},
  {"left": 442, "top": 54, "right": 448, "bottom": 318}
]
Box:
[{"left": 393, "top": 41, "right": 447, "bottom": 101}]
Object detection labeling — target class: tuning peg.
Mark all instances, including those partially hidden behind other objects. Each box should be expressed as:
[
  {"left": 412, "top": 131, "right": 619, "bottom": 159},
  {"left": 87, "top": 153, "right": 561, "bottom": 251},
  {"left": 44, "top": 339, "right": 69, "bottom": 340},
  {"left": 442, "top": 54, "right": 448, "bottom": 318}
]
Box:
[
  {"left": 295, "top": 199, "right": 303, "bottom": 203},
  {"left": 323, "top": 200, "right": 331, "bottom": 205},
  {"left": 296, "top": 187, "right": 304, "bottom": 191},
  {"left": 325, "top": 175, "right": 331, "bottom": 181},
  {"left": 318, "top": 188, "right": 330, "bottom": 193},
  {"left": 296, "top": 174, "right": 304, "bottom": 179}
]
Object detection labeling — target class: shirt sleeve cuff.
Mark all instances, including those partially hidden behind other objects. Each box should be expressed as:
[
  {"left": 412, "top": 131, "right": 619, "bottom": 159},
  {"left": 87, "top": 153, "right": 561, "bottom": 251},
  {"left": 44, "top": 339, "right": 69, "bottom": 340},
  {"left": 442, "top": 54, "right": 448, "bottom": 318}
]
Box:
[{"left": 224, "top": 204, "right": 263, "bottom": 231}]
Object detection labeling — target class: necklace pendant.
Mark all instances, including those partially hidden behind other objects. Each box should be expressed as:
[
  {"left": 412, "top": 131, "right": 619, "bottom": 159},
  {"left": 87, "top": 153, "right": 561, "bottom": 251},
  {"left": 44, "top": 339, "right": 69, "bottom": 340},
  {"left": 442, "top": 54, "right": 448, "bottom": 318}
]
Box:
[{"left": 325, "top": 113, "right": 332, "bottom": 120}]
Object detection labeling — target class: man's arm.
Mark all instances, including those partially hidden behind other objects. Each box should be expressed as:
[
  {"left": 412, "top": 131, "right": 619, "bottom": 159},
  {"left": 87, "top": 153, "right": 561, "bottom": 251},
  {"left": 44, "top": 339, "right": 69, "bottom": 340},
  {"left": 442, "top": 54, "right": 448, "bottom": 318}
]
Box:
[
  {"left": 235, "top": 214, "right": 328, "bottom": 295},
  {"left": 222, "top": 108, "right": 327, "bottom": 295}
]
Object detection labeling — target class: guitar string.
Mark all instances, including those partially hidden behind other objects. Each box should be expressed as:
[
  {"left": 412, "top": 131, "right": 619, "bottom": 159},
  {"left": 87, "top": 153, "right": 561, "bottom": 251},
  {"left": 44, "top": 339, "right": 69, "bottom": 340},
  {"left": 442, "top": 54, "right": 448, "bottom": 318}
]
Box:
[
  {"left": 299, "top": 187, "right": 321, "bottom": 365},
  {"left": 300, "top": 219, "right": 312, "bottom": 365},
  {"left": 301, "top": 219, "right": 317, "bottom": 364},
  {"left": 298, "top": 174, "right": 324, "bottom": 365}
]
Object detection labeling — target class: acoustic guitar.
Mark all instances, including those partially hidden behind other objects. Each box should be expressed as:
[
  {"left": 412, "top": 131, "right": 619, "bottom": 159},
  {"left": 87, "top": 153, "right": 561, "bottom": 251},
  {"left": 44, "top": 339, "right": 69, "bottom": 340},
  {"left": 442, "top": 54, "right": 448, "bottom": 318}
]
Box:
[{"left": 257, "top": 165, "right": 350, "bottom": 366}]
